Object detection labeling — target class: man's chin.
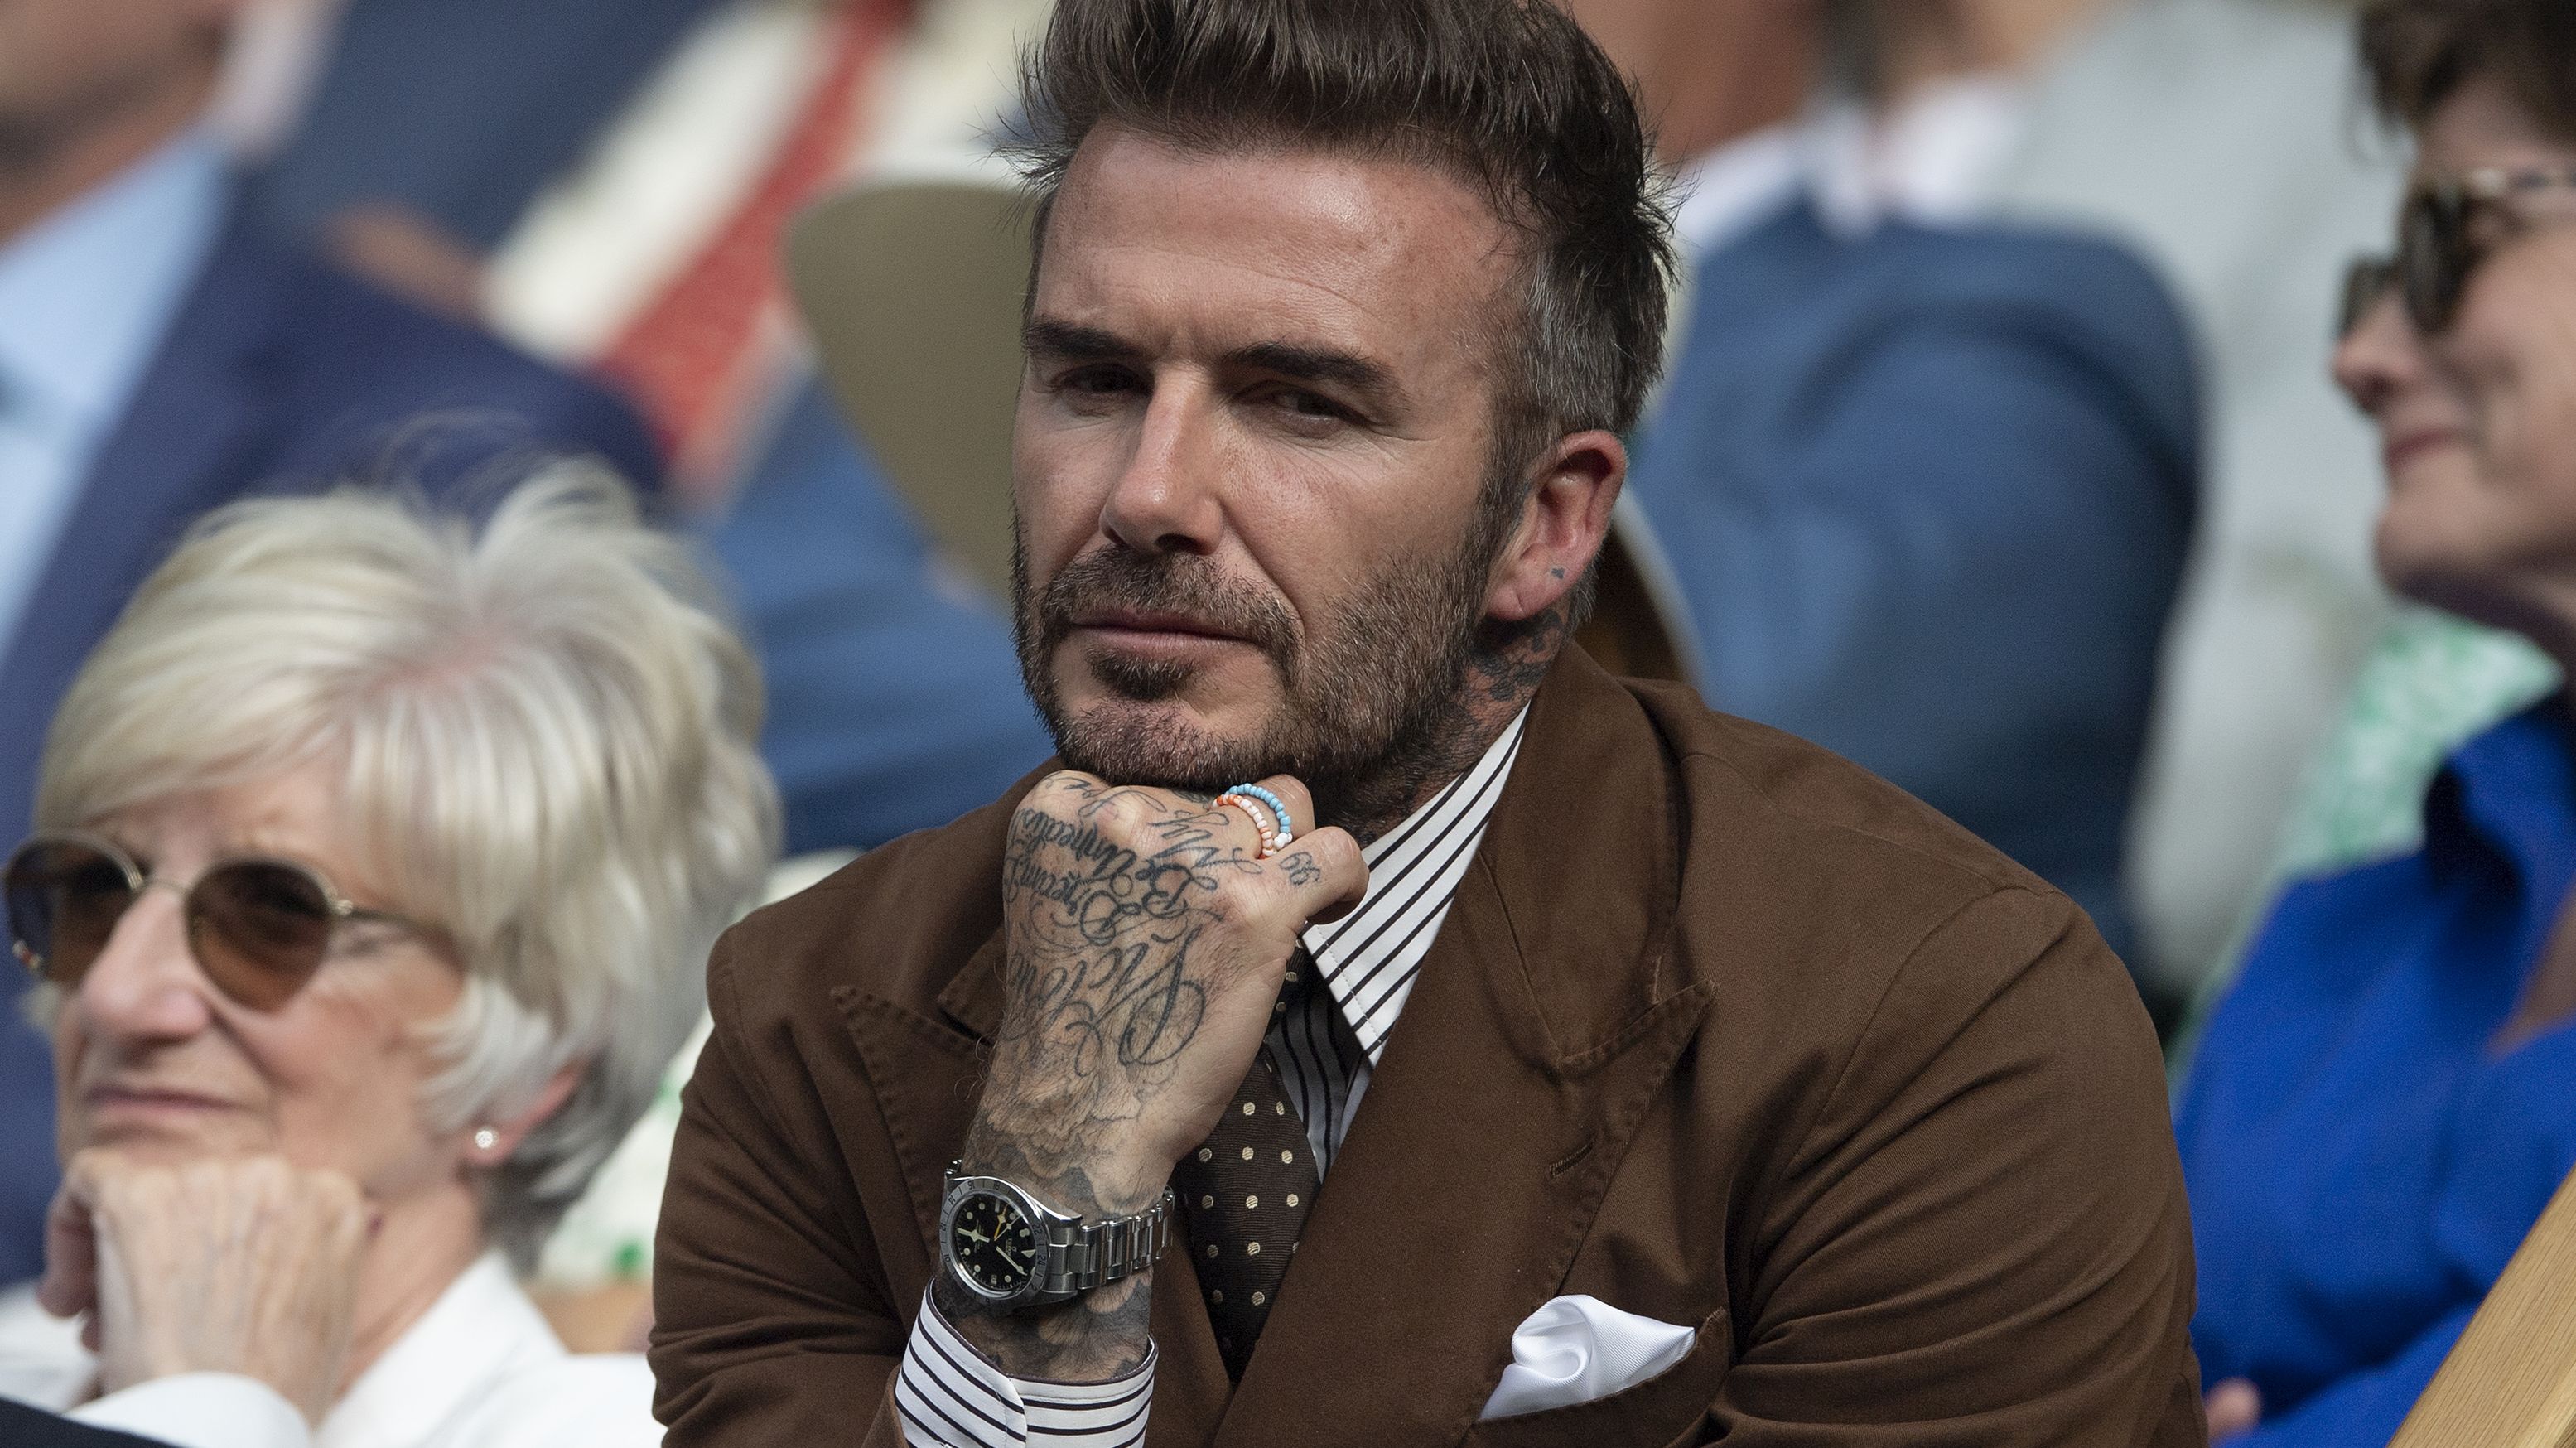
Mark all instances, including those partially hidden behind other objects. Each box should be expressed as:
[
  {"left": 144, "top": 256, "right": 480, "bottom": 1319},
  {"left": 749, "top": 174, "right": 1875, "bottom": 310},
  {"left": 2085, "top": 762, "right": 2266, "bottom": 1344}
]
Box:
[{"left": 1052, "top": 695, "right": 1279, "bottom": 790}]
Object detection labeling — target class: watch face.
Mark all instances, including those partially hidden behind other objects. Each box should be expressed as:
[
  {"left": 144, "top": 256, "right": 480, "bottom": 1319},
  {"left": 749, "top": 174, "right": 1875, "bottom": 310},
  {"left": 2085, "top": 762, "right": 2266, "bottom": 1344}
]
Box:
[{"left": 950, "top": 1190, "right": 1039, "bottom": 1296}]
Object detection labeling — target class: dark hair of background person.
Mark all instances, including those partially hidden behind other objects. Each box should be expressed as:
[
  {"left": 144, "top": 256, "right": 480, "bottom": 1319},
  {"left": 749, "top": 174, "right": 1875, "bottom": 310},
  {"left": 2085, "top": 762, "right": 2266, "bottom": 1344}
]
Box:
[
  {"left": 2360, "top": 0, "right": 2576, "bottom": 136},
  {"left": 999, "top": 0, "right": 1677, "bottom": 500}
]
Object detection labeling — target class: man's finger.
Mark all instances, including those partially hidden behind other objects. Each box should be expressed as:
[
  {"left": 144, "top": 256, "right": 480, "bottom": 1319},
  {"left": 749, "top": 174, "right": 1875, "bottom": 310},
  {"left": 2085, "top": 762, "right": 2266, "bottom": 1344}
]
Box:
[
  {"left": 1271, "top": 825, "right": 1368, "bottom": 925},
  {"left": 1247, "top": 775, "right": 1316, "bottom": 848}
]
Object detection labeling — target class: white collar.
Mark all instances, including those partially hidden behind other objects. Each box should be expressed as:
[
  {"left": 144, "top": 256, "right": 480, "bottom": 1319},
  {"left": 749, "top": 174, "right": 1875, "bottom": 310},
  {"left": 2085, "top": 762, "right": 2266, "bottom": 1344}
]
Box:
[
  {"left": 1299, "top": 707, "right": 1531, "bottom": 1064},
  {"left": 1803, "top": 78, "right": 2030, "bottom": 239},
  {"left": 1669, "top": 123, "right": 1806, "bottom": 260},
  {"left": 316, "top": 1253, "right": 563, "bottom": 1448}
]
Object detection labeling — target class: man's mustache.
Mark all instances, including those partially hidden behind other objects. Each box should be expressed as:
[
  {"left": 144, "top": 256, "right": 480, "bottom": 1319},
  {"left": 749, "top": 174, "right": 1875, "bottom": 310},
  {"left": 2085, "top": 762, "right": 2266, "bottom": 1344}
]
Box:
[{"left": 1038, "top": 552, "right": 1300, "bottom": 667}]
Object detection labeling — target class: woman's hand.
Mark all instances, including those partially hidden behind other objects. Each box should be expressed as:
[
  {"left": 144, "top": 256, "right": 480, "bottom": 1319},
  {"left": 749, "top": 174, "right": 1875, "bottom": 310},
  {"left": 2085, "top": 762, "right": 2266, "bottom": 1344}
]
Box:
[
  {"left": 38, "top": 1149, "right": 369, "bottom": 1426},
  {"left": 2205, "top": 1377, "right": 2262, "bottom": 1442}
]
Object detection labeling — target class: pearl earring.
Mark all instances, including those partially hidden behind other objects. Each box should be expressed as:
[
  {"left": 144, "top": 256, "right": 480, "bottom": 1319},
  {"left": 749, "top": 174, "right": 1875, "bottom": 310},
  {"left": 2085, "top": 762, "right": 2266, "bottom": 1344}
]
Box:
[{"left": 472, "top": 1127, "right": 499, "bottom": 1151}]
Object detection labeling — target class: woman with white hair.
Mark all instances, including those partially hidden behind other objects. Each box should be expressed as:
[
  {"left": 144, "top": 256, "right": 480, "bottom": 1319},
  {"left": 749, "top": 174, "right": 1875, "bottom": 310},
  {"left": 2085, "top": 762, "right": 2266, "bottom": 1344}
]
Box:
[{"left": 0, "top": 471, "right": 777, "bottom": 1448}]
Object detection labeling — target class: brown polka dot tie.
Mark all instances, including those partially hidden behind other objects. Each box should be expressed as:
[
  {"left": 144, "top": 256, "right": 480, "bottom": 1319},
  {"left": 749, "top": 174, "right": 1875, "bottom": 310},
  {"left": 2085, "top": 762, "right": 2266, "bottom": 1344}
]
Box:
[{"left": 1171, "top": 954, "right": 1323, "bottom": 1380}]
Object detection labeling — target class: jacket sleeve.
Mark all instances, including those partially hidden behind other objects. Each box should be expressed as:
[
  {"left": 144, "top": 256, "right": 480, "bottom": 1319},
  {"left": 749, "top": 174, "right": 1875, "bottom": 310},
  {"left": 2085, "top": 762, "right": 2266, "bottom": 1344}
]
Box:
[
  {"left": 2226, "top": 1304, "right": 2469, "bottom": 1446},
  {"left": 649, "top": 938, "right": 913, "bottom": 1446},
  {"left": 1706, "top": 886, "right": 2205, "bottom": 1447}
]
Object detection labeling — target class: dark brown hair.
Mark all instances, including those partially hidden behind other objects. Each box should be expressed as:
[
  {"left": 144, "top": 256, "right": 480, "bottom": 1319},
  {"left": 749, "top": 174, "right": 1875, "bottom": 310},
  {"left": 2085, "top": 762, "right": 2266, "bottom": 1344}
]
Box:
[
  {"left": 1001, "top": 0, "right": 1677, "bottom": 478},
  {"left": 2360, "top": 0, "right": 2576, "bottom": 139}
]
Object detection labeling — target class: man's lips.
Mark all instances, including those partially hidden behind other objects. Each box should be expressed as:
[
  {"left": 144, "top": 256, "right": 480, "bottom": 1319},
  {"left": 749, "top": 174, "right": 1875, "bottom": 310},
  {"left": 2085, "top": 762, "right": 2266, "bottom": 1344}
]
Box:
[{"left": 1069, "top": 609, "right": 1251, "bottom": 644}]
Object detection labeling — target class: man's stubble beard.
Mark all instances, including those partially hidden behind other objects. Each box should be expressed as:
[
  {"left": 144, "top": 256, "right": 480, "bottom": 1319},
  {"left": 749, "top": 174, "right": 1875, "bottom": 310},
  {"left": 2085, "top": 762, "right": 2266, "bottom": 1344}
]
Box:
[{"left": 1014, "top": 488, "right": 1520, "bottom": 843}]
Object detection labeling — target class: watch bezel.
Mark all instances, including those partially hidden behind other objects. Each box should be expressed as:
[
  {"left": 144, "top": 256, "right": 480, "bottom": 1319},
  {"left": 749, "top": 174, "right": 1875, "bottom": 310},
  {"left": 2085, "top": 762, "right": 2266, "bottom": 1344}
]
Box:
[{"left": 940, "top": 1174, "right": 1058, "bottom": 1310}]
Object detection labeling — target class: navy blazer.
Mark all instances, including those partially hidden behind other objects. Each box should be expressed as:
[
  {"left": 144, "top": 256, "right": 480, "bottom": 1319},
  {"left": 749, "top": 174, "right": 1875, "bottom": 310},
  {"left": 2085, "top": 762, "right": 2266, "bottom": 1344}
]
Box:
[
  {"left": 1629, "top": 199, "right": 2199, "bottom": 968},
  {"left": 248, "top": 0, "right": 728, "bottom": 252},
  {"left": 0, "top": 213, "right": 658, "bottom": 1285}
]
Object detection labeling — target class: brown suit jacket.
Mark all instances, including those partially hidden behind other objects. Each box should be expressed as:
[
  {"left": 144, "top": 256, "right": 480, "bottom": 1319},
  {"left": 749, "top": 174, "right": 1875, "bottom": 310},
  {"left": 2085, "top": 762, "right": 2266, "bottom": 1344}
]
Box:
[{"left": 650, "top": 649, "right": 2204, "bottom": 1446}]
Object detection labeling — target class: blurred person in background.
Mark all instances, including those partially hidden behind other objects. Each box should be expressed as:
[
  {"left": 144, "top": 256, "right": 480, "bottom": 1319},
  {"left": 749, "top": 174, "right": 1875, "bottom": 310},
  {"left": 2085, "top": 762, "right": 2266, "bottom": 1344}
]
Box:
[
  {"left": 1570, "top": 0, "right": 2201, "bottom": 977},
  {"left": 242, "top": 0, "right": 1056, "bottom": 865},
  {"left": 2176, "top": 0, "right": 2576, "bottom": 1440},
  {"left": 0, "top": 0, "right": 663, "bottom": 1283},
  {"left": 0, "top": 474, "right": 776, "bottom": 1447},
  {"left": 1984, "top": 0, "right": 2424, "bottom": 1012}
]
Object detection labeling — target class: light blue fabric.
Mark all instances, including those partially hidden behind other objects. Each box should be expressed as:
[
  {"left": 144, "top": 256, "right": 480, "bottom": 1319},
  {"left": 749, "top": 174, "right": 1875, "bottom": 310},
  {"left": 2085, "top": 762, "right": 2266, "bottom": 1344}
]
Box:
[
  {"left": 2178, "top": 698, "right": 2576, "bottom": 1444},
  {"left": 1628, "top": 196, "right": 2199, "bottom": 966},
  {"left": 0, "top": 133, "right": 224, "bottom": 644}
]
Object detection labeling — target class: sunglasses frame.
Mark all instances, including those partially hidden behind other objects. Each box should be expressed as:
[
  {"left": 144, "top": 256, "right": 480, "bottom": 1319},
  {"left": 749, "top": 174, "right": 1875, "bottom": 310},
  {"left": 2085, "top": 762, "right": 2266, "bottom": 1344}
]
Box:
[
  {"left": 2395, "top": 166, "right": 2576, "bottom": 335},
  {"left": 4, "top": 830, "right": 418, "bottom": 1010}
]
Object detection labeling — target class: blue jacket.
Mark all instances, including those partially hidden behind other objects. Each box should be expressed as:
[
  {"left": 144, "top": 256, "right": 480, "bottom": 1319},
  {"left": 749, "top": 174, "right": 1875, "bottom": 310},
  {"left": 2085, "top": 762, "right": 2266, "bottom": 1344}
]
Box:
[
  {"left": 0, "top": 215, "right": 658, "bottom": 1285},
  {"left": 708, "top": 380, "right": 1053, "bottom": 858},
  {"left": 248, "top": 0, "right": 730, "bottom": 252},
  {"left": 1628, "top": 199, "right": 2199, "bottom": 964},
  {"left": 2179, "top": 699, "right": 2576, "bottom": 1444}
]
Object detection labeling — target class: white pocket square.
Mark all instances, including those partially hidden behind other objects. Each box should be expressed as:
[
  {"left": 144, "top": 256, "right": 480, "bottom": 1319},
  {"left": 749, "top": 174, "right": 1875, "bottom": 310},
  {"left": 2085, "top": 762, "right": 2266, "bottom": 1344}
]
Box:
[{"left": 1478, "top": 1294, "right": 1700, "bottom": 1420}]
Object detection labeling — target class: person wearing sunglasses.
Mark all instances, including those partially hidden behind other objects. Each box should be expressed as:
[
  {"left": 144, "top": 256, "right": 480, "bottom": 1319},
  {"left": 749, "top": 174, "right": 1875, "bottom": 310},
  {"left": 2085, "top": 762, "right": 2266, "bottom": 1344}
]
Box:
[
  {"left": 0, "top": 471, "right": 777, "bottom": 1448},
  {"left": 2173, "top": 1, "right": 2576, "bottom": 1443}
]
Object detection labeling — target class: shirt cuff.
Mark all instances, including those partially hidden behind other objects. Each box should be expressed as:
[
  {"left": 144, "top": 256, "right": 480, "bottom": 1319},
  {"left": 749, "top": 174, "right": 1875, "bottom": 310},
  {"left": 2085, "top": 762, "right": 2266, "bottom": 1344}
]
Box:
[
  {"left": 894, "top": 1288, "right": 1154, "bottom": 1448},
  {"left": 70, "top": 1373, "right": 313, "bottom": 1448}
]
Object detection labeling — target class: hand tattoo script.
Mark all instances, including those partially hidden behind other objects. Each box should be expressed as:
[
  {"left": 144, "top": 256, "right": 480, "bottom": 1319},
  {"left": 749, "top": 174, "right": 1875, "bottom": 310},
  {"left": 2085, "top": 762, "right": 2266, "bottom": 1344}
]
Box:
[{"left": 982, "top": 783, "right": 1261, "bottom": 1167}]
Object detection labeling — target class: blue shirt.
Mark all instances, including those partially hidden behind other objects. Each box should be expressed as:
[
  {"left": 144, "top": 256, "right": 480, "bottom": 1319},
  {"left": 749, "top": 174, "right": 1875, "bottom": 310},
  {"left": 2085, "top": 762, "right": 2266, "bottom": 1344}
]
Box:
[
  {"left": 0, "top": 132, "right": 225, "bottom": 646},
  {"left": 2178, "top": 697, "right": 2576, "bottom": 1444}
]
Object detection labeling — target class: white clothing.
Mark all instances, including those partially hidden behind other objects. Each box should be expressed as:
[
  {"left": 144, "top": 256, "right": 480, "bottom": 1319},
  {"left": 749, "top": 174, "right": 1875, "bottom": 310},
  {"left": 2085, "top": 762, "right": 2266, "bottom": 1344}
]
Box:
[{"left": 0, "top": 1253, "right": 659, "bottom": 1448}]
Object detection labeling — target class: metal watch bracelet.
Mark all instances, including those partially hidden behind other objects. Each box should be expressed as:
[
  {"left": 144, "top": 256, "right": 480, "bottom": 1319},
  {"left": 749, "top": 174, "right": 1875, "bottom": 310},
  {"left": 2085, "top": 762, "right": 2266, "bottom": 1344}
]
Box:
[{"left": 1040, "top": 1188, "right": 1176, "bottom": 1297}]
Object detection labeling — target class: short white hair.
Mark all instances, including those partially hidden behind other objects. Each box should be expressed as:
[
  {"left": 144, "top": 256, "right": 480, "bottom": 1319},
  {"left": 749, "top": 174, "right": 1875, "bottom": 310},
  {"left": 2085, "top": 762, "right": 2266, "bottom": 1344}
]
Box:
[{"left": 36, "top": 466, "right": 779, "bottom": 1265}]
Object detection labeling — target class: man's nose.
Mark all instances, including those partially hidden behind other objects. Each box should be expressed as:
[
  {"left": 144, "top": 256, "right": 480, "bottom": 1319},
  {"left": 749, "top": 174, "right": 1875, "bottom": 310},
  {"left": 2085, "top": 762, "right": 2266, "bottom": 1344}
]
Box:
[
  {"left": 71, "top": 891, "right": 215, "bottom": 1044},
  {"left": 1098, "top": 385, "right": 1225, "bottom": 557}
]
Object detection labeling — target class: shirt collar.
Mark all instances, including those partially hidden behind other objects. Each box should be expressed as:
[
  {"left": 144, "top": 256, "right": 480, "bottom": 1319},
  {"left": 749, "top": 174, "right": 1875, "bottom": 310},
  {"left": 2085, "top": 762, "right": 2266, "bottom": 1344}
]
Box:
[
  {"left": 1298, "top": 707, "right": 1530, "bottom": 1064},
  {"left": 2425, "top": 696, "right": 2576, "bottom": 942},
  {"left": 317, "top": 1252, "right": 565, "bottom": 1448},
  {"left": 1802, "top": 77, "right": 2028, "bottom": 239},
  {"left": 1670, "top": 123, "right": 1804, "bottom": 260},
  {"left": 0, "top": 129, "right": 228, "bottom": 437}
]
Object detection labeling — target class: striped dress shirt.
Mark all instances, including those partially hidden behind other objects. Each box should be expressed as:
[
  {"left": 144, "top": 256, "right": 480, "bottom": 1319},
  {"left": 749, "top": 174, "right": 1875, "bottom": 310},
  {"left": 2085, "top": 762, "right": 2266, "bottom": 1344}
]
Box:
[{"left": 895, "top": 709, "right": 1532, "bottom": 1447}]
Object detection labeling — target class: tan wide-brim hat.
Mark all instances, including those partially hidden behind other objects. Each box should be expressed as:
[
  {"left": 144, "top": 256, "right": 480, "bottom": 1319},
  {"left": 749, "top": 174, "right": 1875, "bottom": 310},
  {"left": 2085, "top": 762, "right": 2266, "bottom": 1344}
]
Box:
[{"left": 784, "top": 171, "right": 1704, "bottom": 688}]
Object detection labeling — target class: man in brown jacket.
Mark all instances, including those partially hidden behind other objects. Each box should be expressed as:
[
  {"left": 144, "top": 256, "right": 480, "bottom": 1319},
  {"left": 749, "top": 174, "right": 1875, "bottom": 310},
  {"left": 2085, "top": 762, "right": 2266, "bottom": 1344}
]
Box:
[{"left": 649, "top": 1, "right": 2204, "bottom": 1443}]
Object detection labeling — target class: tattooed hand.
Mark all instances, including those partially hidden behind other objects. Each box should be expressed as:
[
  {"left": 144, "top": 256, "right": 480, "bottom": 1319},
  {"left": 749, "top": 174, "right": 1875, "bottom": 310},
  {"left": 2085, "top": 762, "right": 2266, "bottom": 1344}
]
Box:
[{"left": 943, "top": 770, "right": 1364, "bottom": 1378}]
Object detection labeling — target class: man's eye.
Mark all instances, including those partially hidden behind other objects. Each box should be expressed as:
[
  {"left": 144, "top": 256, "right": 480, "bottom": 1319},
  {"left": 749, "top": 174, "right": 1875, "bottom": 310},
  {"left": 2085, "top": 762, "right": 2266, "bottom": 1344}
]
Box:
[
  {"left": 1057, "top": 366, "right": 1139, "bottom": 397},
  {"left": 1270, "top": 389, "right": 1350, "bottom": 424}
]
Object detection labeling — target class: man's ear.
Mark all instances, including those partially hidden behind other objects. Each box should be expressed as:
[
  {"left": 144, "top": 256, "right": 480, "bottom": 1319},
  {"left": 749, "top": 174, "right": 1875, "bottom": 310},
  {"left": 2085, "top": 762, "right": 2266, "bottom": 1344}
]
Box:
[
  {"left": 465, "top": 1064, "right": 586, "bottom": 1168},
  {"left": 1484, "top": 429, "right": 1625, "bottom": 623}
]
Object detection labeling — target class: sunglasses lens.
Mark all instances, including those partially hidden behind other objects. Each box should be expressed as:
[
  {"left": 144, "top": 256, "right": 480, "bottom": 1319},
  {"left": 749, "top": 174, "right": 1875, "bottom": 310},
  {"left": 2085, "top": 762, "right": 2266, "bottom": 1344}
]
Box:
[
  {"left": 5, "top": 840, "right": 137, "bottom": 988},
  {"left": 2399, "top": 191, "right": 2475, "bottom": 334},
  {"left": 188, "top": 861, "right": 335, "bottom": 1011},
  {"left": 2337, "top": 257, "right": 2397, "bottom": 339}
]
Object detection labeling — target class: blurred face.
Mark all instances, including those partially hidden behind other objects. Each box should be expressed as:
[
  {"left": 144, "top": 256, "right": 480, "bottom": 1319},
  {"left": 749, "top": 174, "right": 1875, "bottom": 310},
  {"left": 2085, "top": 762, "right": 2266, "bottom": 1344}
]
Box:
[
  {"left": 48, "top": 763, "right": 469, "bottom": 1204},
  {"left": 0, "top": 0, "right": 237, "bottom": 159},
  {"left": 2335, "top": 76, "right": 2576, "bottom": 637},
  {"left": 1012, "top": 127, "right": 1529, "bottom": 805}
]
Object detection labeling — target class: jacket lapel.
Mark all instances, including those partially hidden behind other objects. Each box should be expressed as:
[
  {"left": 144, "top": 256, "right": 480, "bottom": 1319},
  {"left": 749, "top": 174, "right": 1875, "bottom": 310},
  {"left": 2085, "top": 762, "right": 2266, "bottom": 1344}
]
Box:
[{"left": 1215, "top": 650, "right": 1710, "bottom": 1446}]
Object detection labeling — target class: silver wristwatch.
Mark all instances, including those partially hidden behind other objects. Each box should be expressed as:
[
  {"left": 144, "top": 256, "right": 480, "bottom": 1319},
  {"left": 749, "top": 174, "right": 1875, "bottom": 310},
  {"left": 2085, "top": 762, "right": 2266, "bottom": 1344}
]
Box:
[{"left": 938, "top": 1161, "right": 1175, "bottom": 1312}]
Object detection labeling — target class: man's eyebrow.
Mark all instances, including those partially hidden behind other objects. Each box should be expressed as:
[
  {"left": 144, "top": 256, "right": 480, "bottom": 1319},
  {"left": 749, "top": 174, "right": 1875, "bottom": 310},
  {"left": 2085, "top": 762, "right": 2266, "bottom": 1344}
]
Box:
[
  {"left": 1222, "top": 341, "right": 1399, "bottom": 402},
  {"left": 1023, "top": 319, "right": 1137, "bottom": 361}
]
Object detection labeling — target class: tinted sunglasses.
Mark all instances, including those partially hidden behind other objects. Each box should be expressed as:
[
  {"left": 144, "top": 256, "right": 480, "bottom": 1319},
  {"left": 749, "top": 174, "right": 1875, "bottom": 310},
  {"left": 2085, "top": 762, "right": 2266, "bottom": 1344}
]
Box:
[
  {"left": 2350, "top": 167, "right": 2576, "bottom": 338},
  {"left": 4, "top": 833, "right": 420, "bottom": 1011}
]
